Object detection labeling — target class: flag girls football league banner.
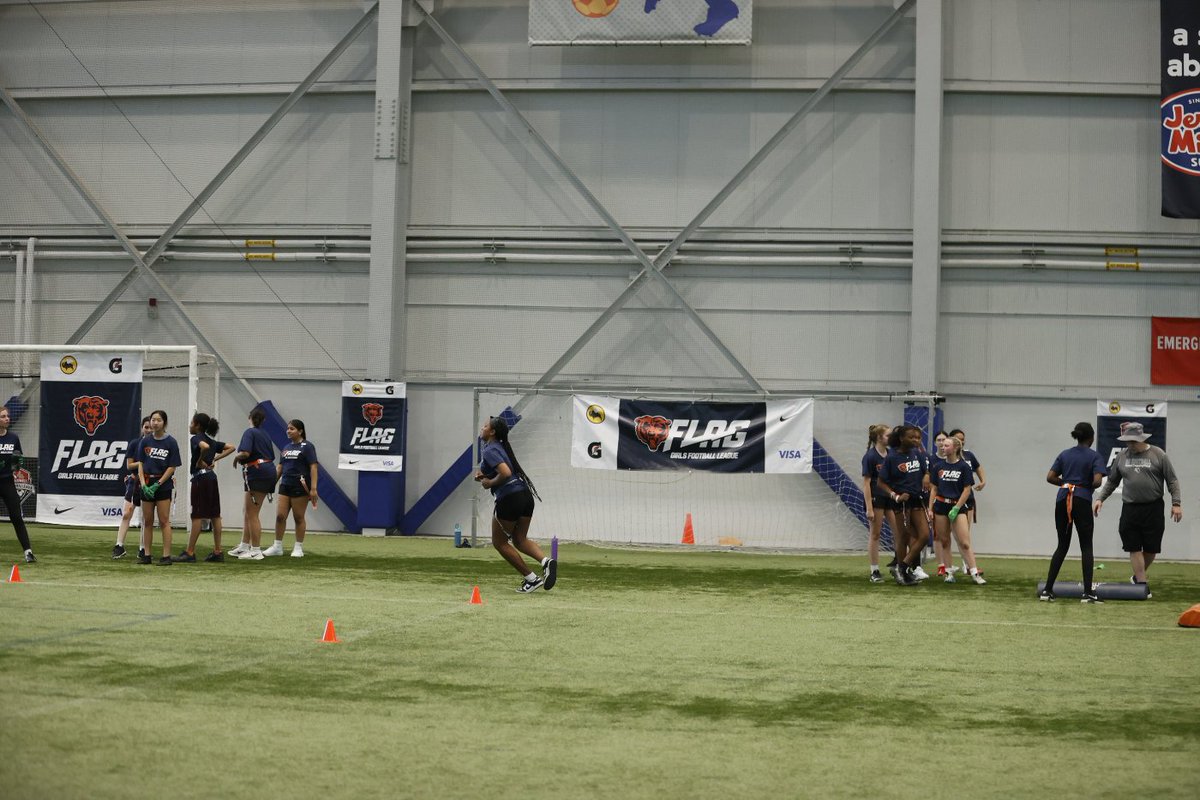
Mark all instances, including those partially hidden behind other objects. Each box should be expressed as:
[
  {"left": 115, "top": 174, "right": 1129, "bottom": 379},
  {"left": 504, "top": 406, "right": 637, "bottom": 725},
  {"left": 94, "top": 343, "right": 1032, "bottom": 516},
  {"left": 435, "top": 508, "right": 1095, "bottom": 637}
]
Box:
[
  {"left": 529, "top": 0, "right": 751, "bottom": 46},
  {"left": 1096, "top": 400, "right": 1168, "bottom": 470},
  {"left": 1162, "top": 0, "right": 1200, "bottom": 217},
  {"left": 572, "top": 395, "right": 813, "bottom": 473},
  {"left": 38, "top": 352, "right": 143, "bottom": 525},
  {"left": 338, "top": 381, "right": 406, "bottom": 471}
]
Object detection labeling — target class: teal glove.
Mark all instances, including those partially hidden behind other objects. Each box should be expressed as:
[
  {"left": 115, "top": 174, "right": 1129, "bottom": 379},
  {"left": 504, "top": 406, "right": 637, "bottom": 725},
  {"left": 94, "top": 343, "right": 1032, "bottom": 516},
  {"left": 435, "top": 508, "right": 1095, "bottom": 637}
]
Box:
[
  {"left": 947, "top": 506, "right": 959, "bottom": 522},
  {"left": 143, "top": 482, "right": 160, "bottom": 500},
  {"left": 14, "top": 455, "right": 23, "bottom": 470}
]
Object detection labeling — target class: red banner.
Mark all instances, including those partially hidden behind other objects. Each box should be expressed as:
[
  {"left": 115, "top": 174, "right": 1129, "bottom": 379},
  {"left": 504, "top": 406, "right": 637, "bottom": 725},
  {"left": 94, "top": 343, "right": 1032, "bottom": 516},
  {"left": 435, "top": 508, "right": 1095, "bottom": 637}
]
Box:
[{"left": 1151, "top": 317, "right": 1200, "bottom": 385}]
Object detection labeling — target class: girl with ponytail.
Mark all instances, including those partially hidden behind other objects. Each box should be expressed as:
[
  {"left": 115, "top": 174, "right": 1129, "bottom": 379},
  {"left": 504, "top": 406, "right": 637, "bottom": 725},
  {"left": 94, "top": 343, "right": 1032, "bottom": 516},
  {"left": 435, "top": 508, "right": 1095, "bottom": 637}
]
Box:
[{"left": 474, "top": 415, "right": 556, "bottom": 593}]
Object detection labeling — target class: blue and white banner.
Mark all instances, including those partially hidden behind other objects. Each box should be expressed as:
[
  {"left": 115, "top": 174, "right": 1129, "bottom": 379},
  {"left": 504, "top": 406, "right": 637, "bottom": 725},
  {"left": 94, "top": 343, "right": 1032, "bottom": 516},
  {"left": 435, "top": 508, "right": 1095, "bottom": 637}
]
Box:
[
  {"left": 530, "top": 0, "right": 751, "bottom": 46},
  {"left": 38, "top": 352, "right": 143, "bottom": 526},
  {"left": 338, "top": 381, "right": 406, "bottom": 472},
  {"left": 572, "top": 395, "right": 812, "bottom": 473},
  {"left": 1162, "top": 0, "right": 1200, "bottom": 217},
  {"left": 1097, "top": 400, "right": 1169, "bottom": 470}
]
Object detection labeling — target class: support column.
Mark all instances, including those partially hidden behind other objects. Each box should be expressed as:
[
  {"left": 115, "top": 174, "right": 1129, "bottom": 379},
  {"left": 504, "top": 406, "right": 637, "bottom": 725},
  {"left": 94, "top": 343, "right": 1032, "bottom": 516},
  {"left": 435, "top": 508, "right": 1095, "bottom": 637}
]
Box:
[
  {"left": 908, "top": 0, "right": 943, "bottom": 393},
  {"left": 362, "top": 0, "right": 415, "bottom": 535}
]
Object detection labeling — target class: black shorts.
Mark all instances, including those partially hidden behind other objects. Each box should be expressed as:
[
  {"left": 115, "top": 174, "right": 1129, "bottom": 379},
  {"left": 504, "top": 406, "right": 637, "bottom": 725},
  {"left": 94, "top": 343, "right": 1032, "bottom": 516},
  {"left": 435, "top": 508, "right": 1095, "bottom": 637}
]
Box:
[
  {"left": 190, "top": 475, "right": 221, "bottom": 519},
  {"left": 245, "top": 477, "right": 277, "bottom": 495},
  {"left": 141, "top": 479, "right": 173, "bottom": 503},
  {"left": 278, "top": 481, "right": 307, "bottom": 498},
  {"left": 931, "top": 500, "right": 958, "bottom": 517},
  {"left": 894, "top": 494, "right": 925, "bottom": 511},
  {"left": 124, "top": 477, "right": 140, "bottom": 503},
  {"left": 871, "top": 492, "right": 895, "bottom": 512},
  {"left": 1118, "top": 499, "right": 1166, "bottom": 553},
  {"left": 494, "top": 489, "right": 535, "bottom": 522}
]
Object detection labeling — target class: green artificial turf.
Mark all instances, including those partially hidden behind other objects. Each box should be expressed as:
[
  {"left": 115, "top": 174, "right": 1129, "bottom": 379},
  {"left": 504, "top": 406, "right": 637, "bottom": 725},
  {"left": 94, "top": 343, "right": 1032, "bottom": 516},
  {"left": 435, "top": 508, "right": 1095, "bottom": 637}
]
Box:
[{"left": 1, "top": 527, "right": 1198, "bottom": 799}]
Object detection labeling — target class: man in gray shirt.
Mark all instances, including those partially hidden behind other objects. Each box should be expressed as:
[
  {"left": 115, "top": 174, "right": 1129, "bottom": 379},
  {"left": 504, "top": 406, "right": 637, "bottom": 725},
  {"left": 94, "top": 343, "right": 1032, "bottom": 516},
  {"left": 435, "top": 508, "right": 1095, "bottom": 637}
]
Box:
[{"left": 1092, "top": 421, "right": 1183, "bottom": 594}]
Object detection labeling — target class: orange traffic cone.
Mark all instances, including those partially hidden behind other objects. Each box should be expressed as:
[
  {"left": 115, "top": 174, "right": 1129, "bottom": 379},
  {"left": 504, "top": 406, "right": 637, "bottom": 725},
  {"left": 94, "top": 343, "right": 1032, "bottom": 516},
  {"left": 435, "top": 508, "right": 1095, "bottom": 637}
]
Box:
[
  {"left": 1179, "top": 603, "right": 1200, "bottom": 628},
  {"left": 8, "top": 564, "right": 21, "bottom": 583},
  {"left": 681, "top": 513, "right": 695, "bottom": 545},
  {"left": 319, "top": 618, "right": 341, "bottom": 643},
  {"left": 469, "top": 585, "right": 483, "bottom": 605}
]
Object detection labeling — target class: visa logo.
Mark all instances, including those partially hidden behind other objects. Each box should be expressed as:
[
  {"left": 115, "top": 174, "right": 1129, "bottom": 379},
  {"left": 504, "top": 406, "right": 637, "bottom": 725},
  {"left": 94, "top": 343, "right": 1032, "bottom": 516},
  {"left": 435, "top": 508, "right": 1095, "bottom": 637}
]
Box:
[{"left": 101, "top": 506, "right": 124, "bottom": 517}]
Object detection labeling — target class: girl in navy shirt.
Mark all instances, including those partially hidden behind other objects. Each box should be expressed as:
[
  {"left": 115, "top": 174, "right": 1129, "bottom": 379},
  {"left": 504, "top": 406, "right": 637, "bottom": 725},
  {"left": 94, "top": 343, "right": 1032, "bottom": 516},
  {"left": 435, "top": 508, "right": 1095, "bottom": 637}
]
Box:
[
  {"left": 229, "top": 406, "right": 276, "bottom": 561},
  {"left": 113, "top": 416, "right": 151, "bottom": 559},
  {"left": 178, "top": 413, "right": 234, "bottom": 563},
  {"left": 929, "top": 435, "right": 986, "bottom": 584},
  {"left": 877, "top": 424, "right": 930, "bottom": 585},
  {"left": 473, "top": 415, "right": 556, "bottom": 593},
  {"left": 0, "top": 406, "right": 36, "bottom": 563},
  {"left": 860, "top": 424, "right": 892, "bottom": 583},
  {"left": 1041, "top": 422, "right": 1108, "bottom": 601},
  {"left": 136, "top": 409, "right": 182, "bottom": 565},
  {"left": 265, "top": 419, "right": 318, "bottom": 558}
]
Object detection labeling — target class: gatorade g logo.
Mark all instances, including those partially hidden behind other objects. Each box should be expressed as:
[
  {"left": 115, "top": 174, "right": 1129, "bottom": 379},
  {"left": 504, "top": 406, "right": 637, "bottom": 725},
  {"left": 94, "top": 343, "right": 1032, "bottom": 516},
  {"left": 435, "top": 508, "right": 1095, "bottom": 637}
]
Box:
[
  {"left": 586, "top": 404, "right": 606, "bottom": 424},
  {"left": 634, "top": 415, "right": 672, "bottom": 452},
  {"left": 361, "top": 403, "right": 384, "bottom": 426},
  {"left": 60, "top": 355, "right": 78, "bottom": 375},
  {"left": 72, "top": 395, "right": 110, "bottom": 435},
  {"left": 587, "top": 441, "right": 602, "bottom": 459},
  {"left": 351, "top": 384, "right": 364, "bottom": 396}
]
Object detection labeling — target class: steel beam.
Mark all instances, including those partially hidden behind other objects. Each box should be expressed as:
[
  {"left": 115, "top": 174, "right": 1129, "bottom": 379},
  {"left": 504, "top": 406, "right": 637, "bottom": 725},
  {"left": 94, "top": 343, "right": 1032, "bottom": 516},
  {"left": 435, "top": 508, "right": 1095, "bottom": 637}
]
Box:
[
  {"left": 410, "top": 0, "right": 763, "bottom": 393},
  {"left": 909, "top": 0, "right": 942, "bottom": 389}
]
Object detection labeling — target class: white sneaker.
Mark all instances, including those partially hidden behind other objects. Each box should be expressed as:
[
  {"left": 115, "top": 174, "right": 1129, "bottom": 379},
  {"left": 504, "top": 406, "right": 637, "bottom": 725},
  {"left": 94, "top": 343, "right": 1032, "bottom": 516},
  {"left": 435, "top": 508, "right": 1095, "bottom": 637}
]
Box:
[
  {"left": 261, "top": 542, "right": 284, "bottom": 557},
  {"left": 971, "top": 569, "right": 987, "bottom": 585},
  {"left": 228, "top": 543, "right": 249, "bottom": 557},
  {"left": 238, "top": 547, "right": 264, "bottom": 561},
  {"left": 290, "top": 547, "right": 304, "bottom": 558},
  {"left": 912, "top": 566, "right": 930, "bottom": 581}
]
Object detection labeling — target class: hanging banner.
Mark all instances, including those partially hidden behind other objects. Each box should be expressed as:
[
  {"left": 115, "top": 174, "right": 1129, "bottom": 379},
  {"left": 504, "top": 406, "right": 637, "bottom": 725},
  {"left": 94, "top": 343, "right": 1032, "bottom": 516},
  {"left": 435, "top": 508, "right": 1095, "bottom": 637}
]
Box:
[
  {"left": 572, "top": 394, "right": 812, "bottom": 473},
  {"left": 1096, "top": 400, "right": 1168, "bottom": 474},
  {"left": 38, "top": 352, "right": 143, "bottom": 525},
  {"left": 338, "top": 381, "right": 406, "bottom": 471},
  {"left": 530, "top": 0, "right": 752, "bottom": 46},
  {"left": 1162, "top": 0, "right": 1200, "bottom": 217},
  {"left": 1151, "top": 316, "right": 1200, "bottom": 385}
]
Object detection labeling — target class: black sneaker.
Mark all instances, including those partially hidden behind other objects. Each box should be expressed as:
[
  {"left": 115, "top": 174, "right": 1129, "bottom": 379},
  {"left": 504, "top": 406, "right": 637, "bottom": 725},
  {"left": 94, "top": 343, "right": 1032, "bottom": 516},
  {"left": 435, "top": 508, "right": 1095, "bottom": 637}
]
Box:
[
  {"left": 156, "top": 556, "right": 173, "bottom": 566},
  {"left": 175, "top": 551, "right": 197, "bottom": 563},
  {"left": 869, "top": 570, "right": 883, "bottom": 583},
  {"left": 543, "top": 558, "right": 557, "bottom": 591},
  {"left": 203, "top": 551, "right": 224, "bottom": 563},
  {"left": 1038, "top": 590, "right": 1056, "bottom": 602},
  {"left": 136, "top": 553, "right": 152, "bottom": 565},
  {"left": 1081, "top": 593, "right": 1104, "bottom": 604},
  {"left": 516, "top": 575, "right": 544, "bottom": 594},
  {"left": 112, "top": 544, "right": 127, "bottom": 559},
  {"left": 24, "top": 551, "right": 36, "bottom": 564}
]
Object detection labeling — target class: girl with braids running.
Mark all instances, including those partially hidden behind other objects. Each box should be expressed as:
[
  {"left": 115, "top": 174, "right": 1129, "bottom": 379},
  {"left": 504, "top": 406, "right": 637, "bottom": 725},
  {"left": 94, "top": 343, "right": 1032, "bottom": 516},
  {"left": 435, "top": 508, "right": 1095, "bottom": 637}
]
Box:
[{"left": 474, "top": 415, "right": 557, "bottom": 593}]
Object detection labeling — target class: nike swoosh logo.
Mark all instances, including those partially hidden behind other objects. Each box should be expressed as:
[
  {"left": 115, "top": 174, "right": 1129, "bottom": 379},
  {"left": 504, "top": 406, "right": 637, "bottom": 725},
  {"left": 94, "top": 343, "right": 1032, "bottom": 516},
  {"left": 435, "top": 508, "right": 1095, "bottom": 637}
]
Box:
[
  {"left": 779, "top": 408, "right": 802, "bottom": 422},
  {"left": 347, "top": 460, "right": 359, "bottom": 464},
  {"left": 54, "top": 506, "right": 74, "bottom": 514}
]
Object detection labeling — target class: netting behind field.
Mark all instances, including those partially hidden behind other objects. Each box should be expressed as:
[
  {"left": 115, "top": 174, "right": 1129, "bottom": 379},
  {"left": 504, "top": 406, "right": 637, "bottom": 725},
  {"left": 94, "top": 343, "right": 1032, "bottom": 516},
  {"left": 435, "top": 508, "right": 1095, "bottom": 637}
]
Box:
[
  {"left": 475, "top": 390, "right": 930, "bottom": 551},
  {"left": 0, "top": 347, "right": 219, "bottom": 526}
]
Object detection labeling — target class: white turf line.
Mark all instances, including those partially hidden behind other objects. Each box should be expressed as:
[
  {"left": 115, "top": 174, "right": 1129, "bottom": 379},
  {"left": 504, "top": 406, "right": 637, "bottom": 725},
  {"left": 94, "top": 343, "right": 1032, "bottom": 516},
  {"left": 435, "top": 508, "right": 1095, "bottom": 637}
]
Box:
[{"left": 9, "top": 579, "right": 1186, "bottom": 634}]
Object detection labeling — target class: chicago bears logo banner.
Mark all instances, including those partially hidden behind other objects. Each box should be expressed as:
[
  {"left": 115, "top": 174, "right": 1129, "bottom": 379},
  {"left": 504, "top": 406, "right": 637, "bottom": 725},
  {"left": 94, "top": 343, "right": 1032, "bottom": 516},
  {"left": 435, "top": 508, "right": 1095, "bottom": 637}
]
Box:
[
  {"left": 339, "top": 381, "right": 406, "bottom": 471},
  {"left": 572, "top": 395, "right": 812, "bottom": 473},
  {"left": 530, "top": 1, "right": 751, "bottom": 46},
  {"left": 1162, "top": 0, "right": 1200, "bottom": 217},
  {"left": 1097, "top": 400, "right": 1168, "bottom": 476},
  {"left": 38, "top": 352, "right": 143, "bottom": 525}
]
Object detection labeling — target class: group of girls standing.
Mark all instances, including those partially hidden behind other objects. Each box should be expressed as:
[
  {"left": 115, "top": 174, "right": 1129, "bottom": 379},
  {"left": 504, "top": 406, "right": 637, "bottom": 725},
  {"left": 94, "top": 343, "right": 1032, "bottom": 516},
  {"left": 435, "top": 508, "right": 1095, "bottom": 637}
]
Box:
[
  {"left": 108, "top": 405, "right": 318, "bottom": 564},
  {"left": 862, "top": 424, "right": 986, "bottom": 586}
]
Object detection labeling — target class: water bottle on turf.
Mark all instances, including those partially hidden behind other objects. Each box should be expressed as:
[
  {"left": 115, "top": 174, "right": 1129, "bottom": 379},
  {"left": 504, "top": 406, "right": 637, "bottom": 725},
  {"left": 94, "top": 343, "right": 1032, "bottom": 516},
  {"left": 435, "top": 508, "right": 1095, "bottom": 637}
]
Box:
[{"left": 454, "top": 523, "right": 462, "bottom": 547}]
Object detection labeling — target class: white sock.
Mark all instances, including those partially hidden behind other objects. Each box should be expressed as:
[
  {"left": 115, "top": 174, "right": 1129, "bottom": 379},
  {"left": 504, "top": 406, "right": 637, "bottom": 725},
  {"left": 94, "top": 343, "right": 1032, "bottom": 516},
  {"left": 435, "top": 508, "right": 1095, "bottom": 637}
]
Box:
[
  {"left": 870, "top": 564, "right": 879, "bottom": 572},
  {"left": 293, "top": 542, "right": 303, "bottom": 551},
  {"left": 525, "top": 572, "right": 538, "bottom": 582}
]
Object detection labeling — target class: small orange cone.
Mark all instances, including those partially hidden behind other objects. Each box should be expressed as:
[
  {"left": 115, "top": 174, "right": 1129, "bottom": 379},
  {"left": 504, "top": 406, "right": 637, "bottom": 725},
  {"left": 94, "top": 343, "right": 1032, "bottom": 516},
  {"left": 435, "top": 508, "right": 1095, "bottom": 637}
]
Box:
[
  {"left": 8, "top": 564, "right": 22, "bottom": 583},
  {"left": 681, "top": 513, "right": 695, "bottom": 545},
  {"left": 1179, "top": 603, "right": 1200, "bottom": 628},
  {"left": 469, "top": 585, "right": 483, "bottom": 605},
  {"left": 319, "top": 618, "right": 341, "bottom": 643}
]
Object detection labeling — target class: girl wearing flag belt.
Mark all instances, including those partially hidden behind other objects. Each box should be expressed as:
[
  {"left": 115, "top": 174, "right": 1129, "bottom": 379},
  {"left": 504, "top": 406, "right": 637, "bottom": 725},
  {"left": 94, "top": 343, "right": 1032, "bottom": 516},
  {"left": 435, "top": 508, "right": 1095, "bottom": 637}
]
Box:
[
  {"left": 1041, "top": 422, "right": 1107, "bottom": 602},
  {"left": 928, "top": 435, "right": 985, "bottom": 584},
  {"left": 113, "top": 416, "right": 151, "bottom": 559},
  {"left": 877, "top": 424, "right": 930, "bottom": 586},
  {"left": 177, "top": 413, "right": 234, "bottom": 562},
  {"left": 0, "top": 406, "right": 36, "bottom": 563},
  {"left": 474, "top": 415, "right": 556, "bottom": 593},
  {"left": 229, "top": 406, "right": 277, "bottom": 561},
  {"left": 860, "top": 424, "right": 893, "bottom": 583},
  {"left": 264, "top": 419, "right": 318, "bottom": 559},
  {"left": 136, "top": 409, "right": 182, "bottom": 566}
]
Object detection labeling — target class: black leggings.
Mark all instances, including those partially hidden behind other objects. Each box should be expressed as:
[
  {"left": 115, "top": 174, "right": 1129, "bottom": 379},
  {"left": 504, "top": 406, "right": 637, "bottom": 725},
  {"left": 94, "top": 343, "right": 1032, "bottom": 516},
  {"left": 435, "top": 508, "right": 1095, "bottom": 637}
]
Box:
[
  {"left": 1045, "top": 496, "right": 1093, "bottom": 592},
  {"left": 0, "top": 476, "right": 32, "bottom": 552}
]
